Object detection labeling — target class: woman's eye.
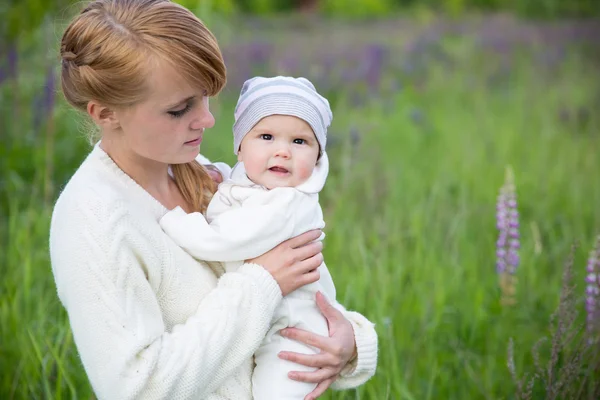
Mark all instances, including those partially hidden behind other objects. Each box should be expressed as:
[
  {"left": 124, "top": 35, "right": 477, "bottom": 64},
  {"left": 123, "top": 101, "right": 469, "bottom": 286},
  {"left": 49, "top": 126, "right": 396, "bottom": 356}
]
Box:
[
  {"left": 260, "top": 134, "right": 273, "bottom": 140},
  {"left": 168, "top": 103, "right": 192, "bottom": 118},
  {"left": 293, "top": 138, "right": 306, "bottom": 145}
]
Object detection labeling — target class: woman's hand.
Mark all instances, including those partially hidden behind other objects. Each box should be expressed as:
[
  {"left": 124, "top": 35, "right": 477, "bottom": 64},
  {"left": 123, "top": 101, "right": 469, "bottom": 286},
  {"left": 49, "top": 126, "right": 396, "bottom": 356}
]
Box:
[
  {"left": 247, "top": 230, "right": 323, "bottom": 297},
  {"left": 277, "top": 291, "right": 357, "bottom": 400}
]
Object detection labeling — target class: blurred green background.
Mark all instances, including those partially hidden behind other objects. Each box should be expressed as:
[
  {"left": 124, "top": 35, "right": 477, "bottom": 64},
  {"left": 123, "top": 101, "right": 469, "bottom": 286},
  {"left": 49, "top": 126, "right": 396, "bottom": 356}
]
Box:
[{"left": 1, "top": 0, "right": 600, "bottom": 399}]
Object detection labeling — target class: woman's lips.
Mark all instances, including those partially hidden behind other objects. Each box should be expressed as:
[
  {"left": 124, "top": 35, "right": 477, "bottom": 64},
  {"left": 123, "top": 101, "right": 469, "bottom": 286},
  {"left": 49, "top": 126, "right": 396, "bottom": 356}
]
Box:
[{"left": 184, "top": 136, "right": 203, "bottom": 146}]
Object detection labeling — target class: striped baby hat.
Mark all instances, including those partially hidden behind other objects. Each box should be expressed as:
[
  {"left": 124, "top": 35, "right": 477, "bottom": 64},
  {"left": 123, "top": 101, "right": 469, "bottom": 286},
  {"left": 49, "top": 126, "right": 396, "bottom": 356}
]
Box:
[{"left": 232, "top": 76, "right": 332, "bottom": 154}]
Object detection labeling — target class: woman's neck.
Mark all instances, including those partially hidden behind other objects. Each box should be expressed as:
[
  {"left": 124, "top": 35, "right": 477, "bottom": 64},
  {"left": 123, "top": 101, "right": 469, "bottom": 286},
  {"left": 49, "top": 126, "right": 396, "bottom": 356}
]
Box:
[{"left": 99, "top": 136, "right": 186, "bottom": 210}]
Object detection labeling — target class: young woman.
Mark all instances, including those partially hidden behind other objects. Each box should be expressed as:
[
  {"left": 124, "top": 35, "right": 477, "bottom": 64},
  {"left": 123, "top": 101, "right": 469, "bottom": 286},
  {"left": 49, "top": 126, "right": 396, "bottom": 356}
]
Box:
[{"left": 50, "top": 1, "right": 378, "bottom": 399}]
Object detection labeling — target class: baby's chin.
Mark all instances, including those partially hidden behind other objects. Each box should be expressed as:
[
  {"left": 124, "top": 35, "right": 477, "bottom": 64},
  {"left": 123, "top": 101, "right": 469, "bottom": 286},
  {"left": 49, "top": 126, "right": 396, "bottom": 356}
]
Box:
[
  {"left": 260, "top": 179, "right": 309, "bottom": 190},
  {"left": 246, "top": 174, "right": 294, "bottom": 189},
  {"left": 263, "top": 182, "right": 296, "bottom": 190}
]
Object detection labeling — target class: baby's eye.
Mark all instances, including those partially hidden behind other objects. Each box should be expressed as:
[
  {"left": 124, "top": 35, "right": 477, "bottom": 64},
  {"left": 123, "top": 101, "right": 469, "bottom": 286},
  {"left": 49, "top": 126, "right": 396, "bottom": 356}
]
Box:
[
  {"left": 293, "top": 138, "right": 306, "bottom": 145},
  {"left": 260, "top": 134, "right": 273, "bottom": 140}
]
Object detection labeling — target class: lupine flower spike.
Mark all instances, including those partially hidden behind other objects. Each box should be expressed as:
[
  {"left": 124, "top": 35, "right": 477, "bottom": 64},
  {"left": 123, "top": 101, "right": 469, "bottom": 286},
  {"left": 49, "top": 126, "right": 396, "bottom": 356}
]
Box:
[
  {"left": 585, "top": 235, "right": 600, "bottom": 339},
  {"left": 496, "top": 166, "right": 520, "bottom": 306}
]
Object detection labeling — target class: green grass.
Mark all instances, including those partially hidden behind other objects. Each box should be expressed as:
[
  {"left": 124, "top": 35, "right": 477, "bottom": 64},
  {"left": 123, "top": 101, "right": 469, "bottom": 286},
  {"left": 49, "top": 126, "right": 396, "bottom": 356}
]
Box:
[{"left": 1, "top": 16, "right": 600, "bottom": 400}]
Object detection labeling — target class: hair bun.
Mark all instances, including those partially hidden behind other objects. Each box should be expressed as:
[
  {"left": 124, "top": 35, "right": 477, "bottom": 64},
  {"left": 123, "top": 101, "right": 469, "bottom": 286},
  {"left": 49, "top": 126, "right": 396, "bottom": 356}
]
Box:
[{"left": 62, "top": 51, "right": 78, "bottom": 62}]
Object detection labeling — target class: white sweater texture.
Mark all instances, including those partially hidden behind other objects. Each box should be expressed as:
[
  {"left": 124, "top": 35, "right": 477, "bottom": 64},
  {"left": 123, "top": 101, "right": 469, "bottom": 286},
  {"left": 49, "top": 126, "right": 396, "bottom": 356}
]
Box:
[{"left": 49, "top": 144, "right": 378, "bottom": 399}]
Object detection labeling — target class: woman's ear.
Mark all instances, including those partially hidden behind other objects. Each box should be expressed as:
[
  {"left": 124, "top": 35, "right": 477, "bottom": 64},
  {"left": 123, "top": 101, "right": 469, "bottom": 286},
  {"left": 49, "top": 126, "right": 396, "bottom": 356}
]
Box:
[{"left": 87, "top": 100, "right": 121, "bottom": 130}]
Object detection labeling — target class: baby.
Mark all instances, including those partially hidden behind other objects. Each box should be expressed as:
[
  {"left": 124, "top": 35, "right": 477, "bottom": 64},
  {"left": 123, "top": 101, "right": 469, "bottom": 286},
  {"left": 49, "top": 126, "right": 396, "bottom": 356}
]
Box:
[{"left": 160, "top": 76, "right": 342, "bottom": 399}]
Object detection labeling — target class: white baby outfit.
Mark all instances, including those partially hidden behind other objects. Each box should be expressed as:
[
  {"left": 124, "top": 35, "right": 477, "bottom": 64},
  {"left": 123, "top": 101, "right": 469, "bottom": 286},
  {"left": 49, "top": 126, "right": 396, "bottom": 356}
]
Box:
[{"left": 160, "top": 152, "right": 338, "bottom": 399}]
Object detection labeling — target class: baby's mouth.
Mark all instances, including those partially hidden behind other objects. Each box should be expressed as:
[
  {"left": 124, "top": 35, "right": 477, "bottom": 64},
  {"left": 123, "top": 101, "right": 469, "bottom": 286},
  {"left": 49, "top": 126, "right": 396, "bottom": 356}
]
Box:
[{"left": 269, "top": 166, "right": 289, "bottom": 174}]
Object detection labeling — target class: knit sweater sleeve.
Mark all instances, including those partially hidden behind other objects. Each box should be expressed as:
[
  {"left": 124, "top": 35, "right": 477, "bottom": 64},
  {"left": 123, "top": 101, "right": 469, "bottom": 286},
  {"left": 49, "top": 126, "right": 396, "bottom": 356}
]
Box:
[
  {"left": 330, "top": 303, "right": 379, "bottom": 390},
  {"left": 49, "top": 193, "right": 282, "bottom": 399}
]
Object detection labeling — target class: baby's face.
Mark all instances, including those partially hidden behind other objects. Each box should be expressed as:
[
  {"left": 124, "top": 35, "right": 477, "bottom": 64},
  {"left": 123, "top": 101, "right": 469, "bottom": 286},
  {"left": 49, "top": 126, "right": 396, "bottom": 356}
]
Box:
[{"left": 237, "top": 115, "right": 320, "bottom": 189}]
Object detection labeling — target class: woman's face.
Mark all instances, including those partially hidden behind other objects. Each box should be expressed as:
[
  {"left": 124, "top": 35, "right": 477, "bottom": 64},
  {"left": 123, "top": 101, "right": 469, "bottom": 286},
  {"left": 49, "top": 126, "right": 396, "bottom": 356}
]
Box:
[{"left": 112, "top": 59, "right": 215, "bottom": 165}]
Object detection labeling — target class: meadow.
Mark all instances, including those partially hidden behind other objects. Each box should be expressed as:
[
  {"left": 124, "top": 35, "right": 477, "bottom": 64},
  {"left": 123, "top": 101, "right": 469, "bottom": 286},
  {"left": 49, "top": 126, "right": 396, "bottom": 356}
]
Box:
[{"left": 1, "top": 10, "right": 600, "bottom": 399}]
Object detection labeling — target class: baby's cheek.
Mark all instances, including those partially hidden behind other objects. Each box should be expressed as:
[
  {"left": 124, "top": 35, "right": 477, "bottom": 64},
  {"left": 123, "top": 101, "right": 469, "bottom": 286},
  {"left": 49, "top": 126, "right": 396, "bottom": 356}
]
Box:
[
  {"left": 297, "top": 164, "right": 314, "bottom": 182},
  {"left": 245, "top": 162, "right": 263, "bottom": 182}
]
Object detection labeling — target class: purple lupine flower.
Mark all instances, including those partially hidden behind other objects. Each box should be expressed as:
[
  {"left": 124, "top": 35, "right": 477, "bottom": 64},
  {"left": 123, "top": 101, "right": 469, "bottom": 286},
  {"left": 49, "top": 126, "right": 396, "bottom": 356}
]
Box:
[
  {"left": 43, "top": 65, "right": 56, "bottom": 115},
  {"left": 32, "top": 94, "right": 44, "bottom": 132},
  {"left": 276, "top": 54, "right": 299, "bottom": 76},
  {"left": 0, "top": 46, "right": 6, "bottom": 86},
  {"left": 32, "top": 66, "right": 57, "bottom": 133},
  {"left": 246, "top": 41, "right": 272, "bottom": 69},
  {"left": 496, "top": 171, "right": 520, "bottom": 275},
  {"left": 363, "top": 44, "right": 387, "bottom": 92},
  {"left": 496, "top": 169, "right": 520, "bottom": 307},
  {"left": 409, "top": 107, "right": 424, "bottom": 126},
  {"left": 0, "top": 42, "right": 17, "bottom": 86},
  {"left": 349, "top": 126, "right": 360, "bottom": 146},
  {"left": 585, "top": 236, "right": 600, "bottom": 336},
  {"left": 8, "top": 43, "right": 18, "bottom": 80}
]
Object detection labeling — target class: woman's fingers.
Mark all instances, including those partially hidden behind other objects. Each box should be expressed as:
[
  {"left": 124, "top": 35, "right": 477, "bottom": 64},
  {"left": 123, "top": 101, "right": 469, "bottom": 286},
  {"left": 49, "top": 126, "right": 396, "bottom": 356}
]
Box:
[
  {"left": 278, "top": 350, "right": 337, "bottom": 369},
  {"left": 293, "top": 240, "right": 323, "bottom": 263},
  {"left": 304, "top": 377, "right": 336, "bottom": 400},
  {"left": 315, "top": 291, "right": 343, "bottom": 327},
  {"left": 286, "top": 229, "right": 322, "bottom": 249},
  {"left": 300, "top": 268, "right": 320, "bottom": 286},
  {"left": 288, "top": 366, "right": 335, "bottom": 383},
  {"left": 249, "top": 230, "right": 323, "bottom": 295},
  {"left": 280, "top": 327, "right": 331, "bottom": 353}
]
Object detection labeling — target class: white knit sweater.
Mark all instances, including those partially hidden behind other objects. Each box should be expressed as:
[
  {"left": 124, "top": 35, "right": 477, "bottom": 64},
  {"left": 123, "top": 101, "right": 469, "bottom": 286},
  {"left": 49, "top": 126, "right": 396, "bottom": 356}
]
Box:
[{"left": 49, "top": 144, "right": 378, "bottom": 400}]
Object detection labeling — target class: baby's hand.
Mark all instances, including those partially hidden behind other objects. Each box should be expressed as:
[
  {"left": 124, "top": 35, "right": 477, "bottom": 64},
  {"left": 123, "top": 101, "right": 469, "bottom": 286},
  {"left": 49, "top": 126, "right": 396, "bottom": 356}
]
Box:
[{"left": 204, "top": 165, "right": 223, "bottom": 184}]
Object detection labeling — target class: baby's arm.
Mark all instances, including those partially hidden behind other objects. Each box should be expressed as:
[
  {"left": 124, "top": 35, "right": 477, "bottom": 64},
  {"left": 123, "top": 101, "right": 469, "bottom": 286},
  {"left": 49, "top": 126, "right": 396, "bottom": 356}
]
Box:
[{"left": 159, "top": 187, "right": 324, "bottom": 262}]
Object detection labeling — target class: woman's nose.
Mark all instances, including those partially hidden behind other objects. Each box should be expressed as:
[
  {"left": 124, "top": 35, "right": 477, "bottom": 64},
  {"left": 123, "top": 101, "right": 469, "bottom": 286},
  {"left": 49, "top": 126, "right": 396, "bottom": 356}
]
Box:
[{"left": 190, "top": 99, "right": 215, "bottom": 130}]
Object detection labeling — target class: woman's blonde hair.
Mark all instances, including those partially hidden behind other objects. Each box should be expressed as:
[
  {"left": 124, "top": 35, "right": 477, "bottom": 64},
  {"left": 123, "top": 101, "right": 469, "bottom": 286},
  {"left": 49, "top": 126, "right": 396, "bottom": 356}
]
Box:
[{"left": 60, "top": 0, "right": 226, "bottom": 213}]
